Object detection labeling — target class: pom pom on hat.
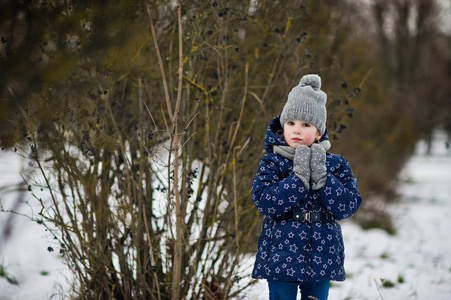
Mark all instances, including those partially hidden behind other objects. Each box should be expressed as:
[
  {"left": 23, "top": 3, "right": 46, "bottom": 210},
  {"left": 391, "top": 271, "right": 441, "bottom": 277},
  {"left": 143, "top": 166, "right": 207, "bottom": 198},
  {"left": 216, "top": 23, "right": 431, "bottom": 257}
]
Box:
[{"left": 300, "top": 74, "right": 321, "bottom": 91}]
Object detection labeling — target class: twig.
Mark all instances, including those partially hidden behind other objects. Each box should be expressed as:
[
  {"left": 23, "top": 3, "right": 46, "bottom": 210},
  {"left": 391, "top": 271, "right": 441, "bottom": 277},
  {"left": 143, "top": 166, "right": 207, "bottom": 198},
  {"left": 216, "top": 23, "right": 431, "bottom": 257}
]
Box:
[
  {"left": 142, "top": 203, "right": 161, "bottom": 300},
  {"left": 359, "top": 67, "right": 373, "bottom": 88},
  {"left": 374, "top": 278, "right": 385, "bottom": 300},
  {"left": 171, "top": 2, "right": 184, "bottom": 300},
  {"left": 146, "top": 2, "right": 173, "bottom": 122}
]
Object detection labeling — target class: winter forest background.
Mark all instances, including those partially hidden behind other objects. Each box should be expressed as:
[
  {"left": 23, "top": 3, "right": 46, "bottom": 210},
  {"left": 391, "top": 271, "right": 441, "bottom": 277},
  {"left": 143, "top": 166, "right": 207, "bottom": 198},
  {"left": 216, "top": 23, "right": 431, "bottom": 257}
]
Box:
[{"left": 0, "top": 0, "right": 450, "bottom": 299}]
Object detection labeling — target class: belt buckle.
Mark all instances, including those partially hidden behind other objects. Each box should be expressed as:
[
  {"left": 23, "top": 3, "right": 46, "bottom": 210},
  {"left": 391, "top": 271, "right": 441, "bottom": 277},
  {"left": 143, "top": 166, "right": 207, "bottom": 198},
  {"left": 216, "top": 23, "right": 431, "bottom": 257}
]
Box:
[{"left": 304, "top": 211, "right": 311, "bottom": 222}]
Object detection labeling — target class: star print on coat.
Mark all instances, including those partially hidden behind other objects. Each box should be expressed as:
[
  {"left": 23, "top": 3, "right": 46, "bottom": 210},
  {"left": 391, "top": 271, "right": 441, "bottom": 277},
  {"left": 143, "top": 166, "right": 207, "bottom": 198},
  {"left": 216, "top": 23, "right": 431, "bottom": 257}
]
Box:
[{"left": 252, "top": 116, "right": 362, "bottom": 283}]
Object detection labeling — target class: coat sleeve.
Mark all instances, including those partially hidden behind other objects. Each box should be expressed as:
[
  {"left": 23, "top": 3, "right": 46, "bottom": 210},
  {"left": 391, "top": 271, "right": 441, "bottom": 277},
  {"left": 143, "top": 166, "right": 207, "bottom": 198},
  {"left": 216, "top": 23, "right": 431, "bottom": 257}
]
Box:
[
  {"left": 252, "top": 154, "right": 309, "bottom": 219},
  {"left": 317, "top": 154, "right": 362, "bottom": 220}
]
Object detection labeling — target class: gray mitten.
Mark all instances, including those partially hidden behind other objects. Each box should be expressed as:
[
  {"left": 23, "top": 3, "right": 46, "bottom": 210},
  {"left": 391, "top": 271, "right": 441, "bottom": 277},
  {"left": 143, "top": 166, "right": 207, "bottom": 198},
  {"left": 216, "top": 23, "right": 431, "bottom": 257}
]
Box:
[
  {"left": 293, "top": 145, "right": 311, "bottom": 190},
  {"left": 310, "top": 143, "right": 327, "bottom": 190}
]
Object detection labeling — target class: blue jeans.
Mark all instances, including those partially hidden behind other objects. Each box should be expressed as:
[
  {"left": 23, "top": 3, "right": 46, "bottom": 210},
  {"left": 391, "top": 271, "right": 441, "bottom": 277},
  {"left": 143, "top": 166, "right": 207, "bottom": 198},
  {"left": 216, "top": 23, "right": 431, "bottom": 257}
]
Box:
[{"left": 268, "top": 280, "right": 330, "bottom": 300}]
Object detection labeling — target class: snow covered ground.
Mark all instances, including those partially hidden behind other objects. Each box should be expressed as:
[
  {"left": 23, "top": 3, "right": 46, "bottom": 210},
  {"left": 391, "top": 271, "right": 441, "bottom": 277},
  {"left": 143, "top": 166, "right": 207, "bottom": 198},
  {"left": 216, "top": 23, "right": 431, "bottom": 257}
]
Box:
[
  {"left": 0, "top": 152, "right": 70, "bottom": 299},
  {"left": 1, "top": 130, "right": 450, "bottom": 299}
]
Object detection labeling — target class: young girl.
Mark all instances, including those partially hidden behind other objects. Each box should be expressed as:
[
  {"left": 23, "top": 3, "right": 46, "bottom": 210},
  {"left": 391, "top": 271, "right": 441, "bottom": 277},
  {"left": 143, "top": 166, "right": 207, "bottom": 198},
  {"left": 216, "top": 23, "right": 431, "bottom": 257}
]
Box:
[{"left": 251, "top": 74, "right": 362, "bottom": 300}]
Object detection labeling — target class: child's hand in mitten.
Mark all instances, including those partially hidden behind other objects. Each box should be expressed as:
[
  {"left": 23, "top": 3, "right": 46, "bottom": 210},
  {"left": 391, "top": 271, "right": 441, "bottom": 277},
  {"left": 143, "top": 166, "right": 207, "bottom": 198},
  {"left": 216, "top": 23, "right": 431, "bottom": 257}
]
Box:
[
  {"left": 310, "top": 143, "right": 327, "bottom": 190},
  {"left": 293, "top": 145, "right": 311, "bottom": 190}
]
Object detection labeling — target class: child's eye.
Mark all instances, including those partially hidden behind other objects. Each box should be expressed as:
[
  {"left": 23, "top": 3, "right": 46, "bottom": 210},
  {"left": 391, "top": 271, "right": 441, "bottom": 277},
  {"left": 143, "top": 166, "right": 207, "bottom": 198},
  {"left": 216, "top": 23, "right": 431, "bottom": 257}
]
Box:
[
  {"left": 287, "top": 121, "right": 295, "bottom": 126},
  {"left": 303, "top": 123, "right": 311, "bottom": 127}
]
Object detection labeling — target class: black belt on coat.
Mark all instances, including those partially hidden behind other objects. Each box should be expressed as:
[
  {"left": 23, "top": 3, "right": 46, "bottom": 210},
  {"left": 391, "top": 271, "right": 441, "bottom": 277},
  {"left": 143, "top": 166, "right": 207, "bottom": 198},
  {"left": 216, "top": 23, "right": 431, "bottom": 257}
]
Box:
[{"left": 283, "top": 211, "right": 335, "bottom": 222}]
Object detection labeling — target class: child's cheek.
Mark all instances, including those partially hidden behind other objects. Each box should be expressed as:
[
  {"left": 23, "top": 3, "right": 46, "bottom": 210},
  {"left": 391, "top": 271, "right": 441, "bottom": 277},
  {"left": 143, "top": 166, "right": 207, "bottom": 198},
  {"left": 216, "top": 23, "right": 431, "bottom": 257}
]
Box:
[{"left": 304, "top": 132, "right": 314, "bottom": 142}]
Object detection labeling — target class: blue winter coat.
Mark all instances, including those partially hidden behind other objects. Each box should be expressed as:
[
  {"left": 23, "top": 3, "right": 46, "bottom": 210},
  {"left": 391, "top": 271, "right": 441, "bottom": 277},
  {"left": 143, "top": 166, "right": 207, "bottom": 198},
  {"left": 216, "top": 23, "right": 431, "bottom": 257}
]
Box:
[{"left": 252, "top": 116, "right": 362, "bottom": 282}]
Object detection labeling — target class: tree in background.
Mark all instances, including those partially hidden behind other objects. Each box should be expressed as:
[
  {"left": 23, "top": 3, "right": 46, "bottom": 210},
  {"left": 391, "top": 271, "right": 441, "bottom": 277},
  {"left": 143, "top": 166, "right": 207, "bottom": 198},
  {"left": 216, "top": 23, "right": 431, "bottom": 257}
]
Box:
[
  {"left": 332, "top": 0, "right": 451, "bottom": 232},
  {"left": 371, "top": 0, "right": 450, "bottom": 149},
  {"left": 0, "top": 0, "right": 450, "bottom": 298}
]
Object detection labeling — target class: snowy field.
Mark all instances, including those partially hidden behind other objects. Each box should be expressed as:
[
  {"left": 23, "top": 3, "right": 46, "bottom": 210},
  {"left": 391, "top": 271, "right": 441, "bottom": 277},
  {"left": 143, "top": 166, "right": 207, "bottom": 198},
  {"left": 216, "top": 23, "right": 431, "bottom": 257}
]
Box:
[
  {"left": 0, "top": 151, "right": 70, "bottom": 299},
  {"left": 1, "top": 131, "right": 451, "bottom": 299}
]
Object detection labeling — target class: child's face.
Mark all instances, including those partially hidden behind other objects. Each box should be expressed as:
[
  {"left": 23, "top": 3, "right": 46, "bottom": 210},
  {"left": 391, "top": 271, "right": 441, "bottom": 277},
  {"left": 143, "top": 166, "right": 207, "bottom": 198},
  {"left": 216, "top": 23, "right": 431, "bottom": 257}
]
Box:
[{"left": 283, "top": 120, "right": 322, "bottom": 148}]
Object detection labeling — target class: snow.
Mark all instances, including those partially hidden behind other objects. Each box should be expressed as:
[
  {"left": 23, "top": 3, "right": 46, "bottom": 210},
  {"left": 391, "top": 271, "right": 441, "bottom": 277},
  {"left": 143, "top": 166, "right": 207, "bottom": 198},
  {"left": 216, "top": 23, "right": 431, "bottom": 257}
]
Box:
[
  {"left": 1, "top": 130, "right": 451, "bottom": 299},
  {"left": 0, "top": 152, "right": 70, "bottom": 299}
]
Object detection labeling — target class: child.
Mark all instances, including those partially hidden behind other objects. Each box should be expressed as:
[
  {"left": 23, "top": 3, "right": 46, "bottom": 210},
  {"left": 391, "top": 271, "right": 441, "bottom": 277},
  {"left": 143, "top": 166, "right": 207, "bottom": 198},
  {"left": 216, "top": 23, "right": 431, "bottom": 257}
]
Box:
[{"left": 251, "top": 74, "right": 362, "bottom": 300}]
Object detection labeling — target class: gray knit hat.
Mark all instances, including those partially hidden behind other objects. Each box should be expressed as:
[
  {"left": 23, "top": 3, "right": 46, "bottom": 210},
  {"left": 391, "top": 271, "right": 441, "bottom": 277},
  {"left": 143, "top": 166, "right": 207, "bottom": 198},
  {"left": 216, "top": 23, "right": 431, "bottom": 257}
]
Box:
[{"left": 280, "top": 74, "right": 327, "bottom": 134}]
